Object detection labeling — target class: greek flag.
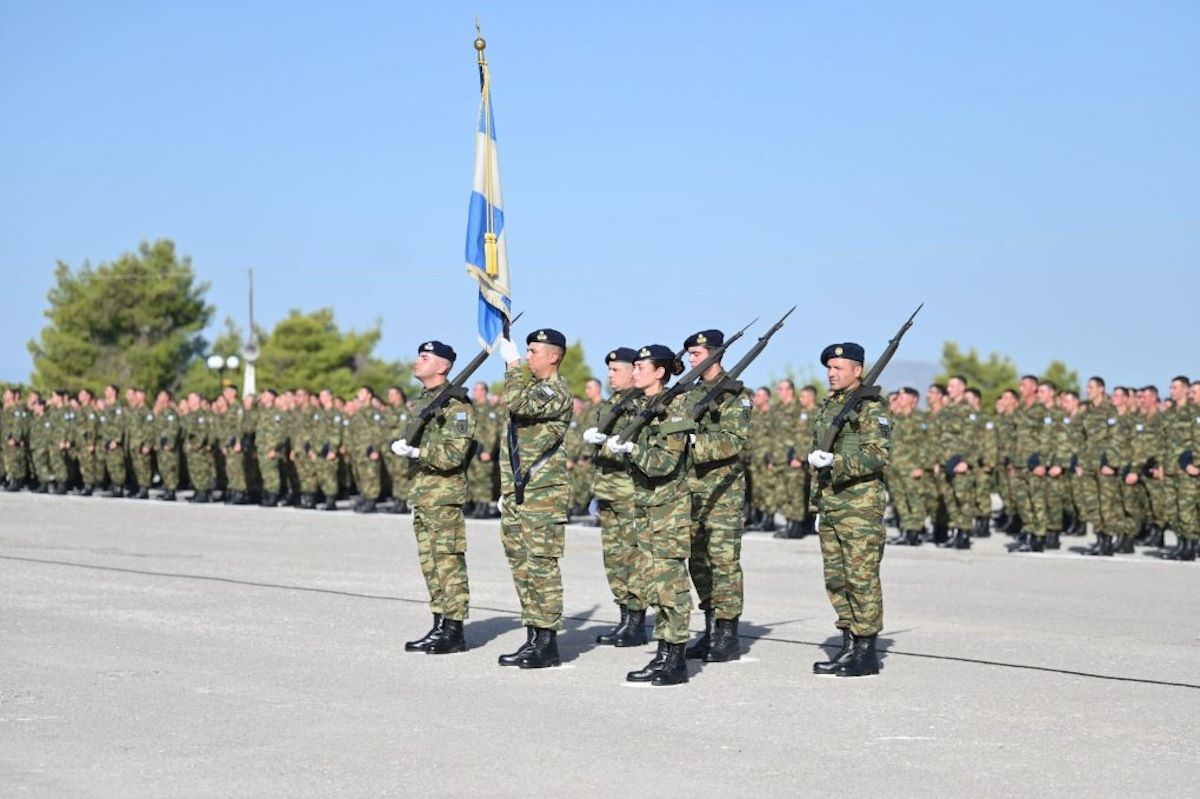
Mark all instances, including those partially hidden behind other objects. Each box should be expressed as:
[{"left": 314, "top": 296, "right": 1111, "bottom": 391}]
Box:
[{"left": 464, "top": 45, "right": 511, "bottom": 350}]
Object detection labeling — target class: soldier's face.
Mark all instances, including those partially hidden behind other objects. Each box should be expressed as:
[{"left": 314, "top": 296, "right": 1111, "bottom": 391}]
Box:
[
  {"left": 1190, "top": 384, "right": 1200, "bottom": 405},
  {"left": 472, "top": 383, "right": 488, "bottom": 404},
  {"left": 777, "top": 382, "right": 794, "bottom": 404},
  {"left": 947, "top": 379, "right": 966, "bottom": 401},
  {"left": 1087, "top": 379, "right": 1104, "bottom": 403},
  {"left": 526, "top": 343, "right": 561, "bottom": 378},
  {"left": 798, "top": 389, "right": 816, "bottom": 409},
  {"left": 608, "top": 362, "right": 634, "bottom": 392},
  {"left": 1140, "top": 391, "right": 1157, "bottom": 413},
  {"left": 413, "top": 352, "right": 449, "bottom": 383},
  {"left": 632, "top": 360, "right": 664, "bottom": 390},
  {"left": 1170, "top": 380, "right": 1187, "bottom": 404},
  {"left": 585, "top": 381, "right": 602, "bottom": 403},
  {"left": 1037, "top": 385, "right": 1056, "bottom": 407},
  {"left": 686, "top": 346, "right": 709, "bottom": 370},
  {"left": 753, "top": 389, "right": 770, "bottom": 410},
  {"left": 826, "top": 359, "right": 862, "bottom": 392}
]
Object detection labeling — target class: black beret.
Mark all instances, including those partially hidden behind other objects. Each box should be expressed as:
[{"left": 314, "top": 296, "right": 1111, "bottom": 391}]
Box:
[
  {"left": 417, "top": 340, "right": 456, "bottom": 363},
  {"left": 605, "top": 347, "right": 639, "bottom": 365},
  {"left": 526, "top": 328, "right": 566, "bottom": 348},
  {"left": 635, "top": 344, "right": 675, "bottom": 361},
  {"left": 684, "top": 329, "right": 724, "bottom": 349},
  {"left": 820, "top": 342, "right": 865, "bottom": 366}
]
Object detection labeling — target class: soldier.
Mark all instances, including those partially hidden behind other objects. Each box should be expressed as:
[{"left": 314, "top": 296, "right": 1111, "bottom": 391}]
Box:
[
  {"left": 3, "top": 388, "right": 30, "bottom": 491},
  {"left": 571, "top": 378, "right": 602, "bottom": 518},
  {"left": 127, "top": 389, "right": 155, "bottom": 499},
  {"left": 1078, "top": 377, "right": 1125, "bottom": 556},
  {"left": 494, "top": 327, "right": 573, "bottom": 670},
  {"left": 564, "top": 395, "right": 587, "bottom": 516},
  {"left": 99, "top": 385, "right": 129, "bottom": 497},
  {"left": 155, "top": 393, "right": 183, "bottom": 501},
  {"left": 1110, "top": 386, "right": 1143, "bottom": 552},
  {"left": 923, "top": 383, "right": 950, "bottom": 543},
  {"left": 965, "top": 387, "right": 997, "bottom": 538},
  {"left": 993, "top": 389, "right": 1020, "bottom": 533},
  {"left": 28, "top": 396, "right": 55, "bottom": 492},
  {"left": 808, "top": 342, "right": 890, "bottom": 678},
  {"left": 390, "top": 340, "right": 476, "bottom": 654},
  {"left": 935, "top": 375, "right": 979, "bottom": 549},
  {"left": 72, "top": 389, "right": 101, "bottom": 495},
  {"left": 313, "top": 389, "right": 343, "bottom": 511},
  {"left": 465, "top": 380, "right": 501, "bottom": 518},
  {"left": 386, "top": 386, "right": 412, "bottom": 514},
  {"left": 255, "top": 389, "right": 288, "bottom": 507},
  {"left": 1161, "top": 376, "right": 1198, "bottom": 560},
  {"left": 1007, "top": 376, "right": 1044, "bottom": 552},
  {"left": 771, "top": 380, "right": 806, "bottom": 538},
  {"left": 183, "top": 393, "right": 216, "bottom": 502},
  {"left": 582, "top": 347, "right": 647, "bottom": 647},
  {"left": 1133, "top": 385, "right": 1169, "bottom": 547},
  {"left": 681, "top": 328, "right": 751, "bottom": 663},
  {"left": 47, "top": 390, "right": 73, "bottom": 494},
  {"left": 604, "top": 344, "right": 693, "bottom": 686},
  {"left": 745, "top": 386, "right": 776, "bottom": 532},
  {"left": 350, "top": 389, "right": 388, "bottom": 513},
  {"left": 888, "top": 387, "right": 927, "bottom": 546}
]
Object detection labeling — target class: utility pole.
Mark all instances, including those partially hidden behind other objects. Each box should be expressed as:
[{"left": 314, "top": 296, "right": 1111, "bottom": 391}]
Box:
[{"left": 242, "top": 269, "right": 259, "bottom": 397}]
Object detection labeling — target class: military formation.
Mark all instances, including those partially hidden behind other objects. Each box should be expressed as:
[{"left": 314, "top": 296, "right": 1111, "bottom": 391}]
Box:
[{"left": 0, "top": 382, "right": 506, "bottom": 515}]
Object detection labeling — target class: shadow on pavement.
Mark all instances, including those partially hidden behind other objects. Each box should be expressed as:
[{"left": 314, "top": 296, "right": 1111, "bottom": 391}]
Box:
[{"left": 466, "top": 614, "right": 523, "bottom": 649}]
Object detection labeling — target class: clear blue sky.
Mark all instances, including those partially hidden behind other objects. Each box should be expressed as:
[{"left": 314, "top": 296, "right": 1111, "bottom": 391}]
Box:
[{"left": 2, "top": 1, "right": 1196, "bottom": 391}]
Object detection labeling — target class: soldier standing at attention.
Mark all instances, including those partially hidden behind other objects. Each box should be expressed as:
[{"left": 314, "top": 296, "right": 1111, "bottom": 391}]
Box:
[
  {"left": 255, "top": 389, "right": 287, "bottom": 507},
  {"left": 936, "top": 375, "right": 978, "bottom": 550},
  {"left": 681, "top": 329, "right": 751, "bottom": 663},
  {"left": 807, "top": 342, "right": 891, "bottom": 678},
  {"left": 156, "top": 393, "right": 182, "bottom": 501},
  {"left": 494, "top": 328, "right": 573, "bottom": 670},
  {"left": 583, "top": 347, "right": 647, "bottom": 647},
  {"left": 127, "top": 389, "right": 155, "bottom": 499},
  {"left": 465, "top": 380, "right": 500, "bottom": 518},
  {"left": 3, "top": 388, "right": 30, "bottom": 491},
  {"left": 888, "top": 387, "right": 927, "bottom": 546},
  {"left": 390, "top": 340, "right": 476, "bottom": 654},
  {"left": 606, "top": 345, "right": 694, "bottom": 686}
]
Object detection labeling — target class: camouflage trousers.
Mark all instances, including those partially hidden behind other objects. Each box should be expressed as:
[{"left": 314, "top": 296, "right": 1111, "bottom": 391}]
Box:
[
  {"left": 974, "top": 468, "right": 995, "bottom": 519},
  {"left": 1073, "top": 472, "right": 1100, "bottom": 524},
  {"left": 500, "top": 486, "right": 568, "bottom": 630},
  {"left": 1097, "top": 474, "right": 1135, "bottom": 536},
  {"left": 689, "top": 478, "right": 745, "bottom": 619},
  {"left": 158, "top": 448, "right": 181, "bottom": 491},
  {"left": 1173, "top": 474, "right": 1199, "bottom": 539},
  {"left": 924, "top": 471, "right": 948, "bottom": 529},
  {"left": 597, "top": 497, "right": 645, "bottom": 611},
  {"left": 747, "top": 460, "right": 769, "bottom": 511},
  {"left": 353, "top": 455, "right": 381, "bottom": 500},
  {"left": 3, "top": 443, "right": 28, "bottom": 481},
  {"left": 889, "top": 468, "right": 926, "bottom": 531},
  {"left": 295, "top": 451, "right": 319, "bottom": 493},
  {"left": 314, "top": 454, "right": 339, "bottom": 498},
  {"left": 30, "top": 445, "right": 54, "bottom": 483},
  {"left": 413, "top": 503, "right": 470, "bottom": 620},
  {"left": 130, "top": 447, "right": 153, "bottom": 489},
  {"left": 466, "top": 454, "right": 496, "bottom": 504},
  {"left": 224, "top": 447, "right": 248, "bottom": 492},
  {"left": 944, "top": 470, "right": 976, "bottom": 530},
  {"left": 817, "top": 482, "right": 886, "bottom": 637},
  {"left": 257, "top": 449, "right": 283, "bottom": 494},
  {"left": 104, "top": 441, "right": 127, "bottom": 484},
  {"left": 1043, "top": 475, "right": 1066, "bottom": 533},
  {"left": 569, "top": 458, "right": 594, "bottom": 511},
  {"left": 78, "top": 447, "right": 103, "bottom": 487},
  {"left": 635, "top": 500, "right": 693, "bottom": 644},
  {"left": 1013, "top": 472, "right": 1048, "bottom": 537},
  {"left": 779, "top": 463, "right": 810, "bottom": 521},
  {"left": 1142, "top": 474, "right": 1171, "bottom": 528},
  {"left": 187, "top": 446, "right": 214, "bottom": 491}
]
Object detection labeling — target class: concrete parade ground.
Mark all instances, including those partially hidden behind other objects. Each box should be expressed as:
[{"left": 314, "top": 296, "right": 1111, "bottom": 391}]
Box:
[{"left": 1, "top": 491, "right": 1197, "bottom": 797}]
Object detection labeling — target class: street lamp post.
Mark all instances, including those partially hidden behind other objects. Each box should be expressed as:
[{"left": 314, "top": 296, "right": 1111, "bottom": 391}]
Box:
[{"left": 206, "top": 354, "right": 241, "bottom": 389}]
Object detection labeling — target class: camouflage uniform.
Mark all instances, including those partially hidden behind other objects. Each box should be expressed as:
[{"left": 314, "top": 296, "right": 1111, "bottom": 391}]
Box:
[
  {"left": 315, "top": 405, "right": 344, "bottom": 502},
  {"left": 183, "top": 406, "right": 215, "bottom": 493},
  {"left": 687, "top": 376, "right": 751, "bottom": 621},
  {"left": 811, "top": 391, "right": 891, "bottom": 637},
  {"left": 746, "top": 401, "right": 775, "bottom": 519},
  {"left": 129, "top": 406, "right": 156, "bottom": 492},
  {"left": 591, "top": 389, "right": 644, "bottom": 611},
  {"left": 935, "top": 399, "right": 978, "bottom": 533},
  {"left": 1164, "top": 403, "right": 1200, "bottom": 543},
  {"left": 255, "top": 404, "right": 288, "bottom": 499},
  {"left": 627, "top": 394, "right": 695, "bottom": 644},
  {"left": 77, "top": 405, "right": 103, "bottom": 489},
  {"left": 157, "top": 408, "right": 183, "bottom": 493},
  {"left": 467, "top": 401, "right": 501, "bottom": 507},
  {"left": 386, "top": 403, "right": 413, "bottom": 506},
  {"left": 3, "top": 402, "right": 30, "bottom": 485},
  {"left": 499, "top": 367, "right": 572, "bottom": 631},
  {"left": 29, "top": 407, "right": 55, "bottom": 487},
  {"left": 887, "top": 408, "right": 927, "bottom": 532},
  {"left": 405, "top": 388, "right": 477, "bottom": 620}
]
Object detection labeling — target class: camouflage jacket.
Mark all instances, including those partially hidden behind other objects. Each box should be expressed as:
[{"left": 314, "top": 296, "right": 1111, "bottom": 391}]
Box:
[
  {"left": 811, "top": 390, "right": 891, "bottom": 497},
  {"left": 405, "top": 388, "right": 476, "bottom": 507},
  {"left": 591, "top": 389, "right": 636, "bottom": 503},
  {"left": 627, "top": 393, "right": 694, "bottom": 509},
  {"left": 685, "top": 374, "right": 749, "bottom": 496},
  {"left": 499, "top": 368, "right": 573, "bottom": 496}
]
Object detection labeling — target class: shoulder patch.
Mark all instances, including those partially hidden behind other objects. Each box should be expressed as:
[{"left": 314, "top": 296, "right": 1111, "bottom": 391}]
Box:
[
  {"left": 455, "top": 411, "right": 467, "bottom": 420},
  {"left": 878, "top": 416, "right": 889, "bottom": 426},
  {"left": 540, "top": 385, "right": 556, "bottom": 399}
]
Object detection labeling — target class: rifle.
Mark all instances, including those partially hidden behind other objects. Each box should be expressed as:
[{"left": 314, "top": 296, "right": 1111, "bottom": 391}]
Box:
[
  {"left": 816, "top": 303, "right": 923, "bottom": 457},
  {"left": 690, "top": 306, "right": 795, "bottom": 419},
  {"left": 613, "top": 318, "right": 756, "bottom": 445},
  {"left": 592, "top": 348, "right": 686, "bottom": 434},
  {"left": 403, "top": 311, "right": 523, "bottom": 445}
]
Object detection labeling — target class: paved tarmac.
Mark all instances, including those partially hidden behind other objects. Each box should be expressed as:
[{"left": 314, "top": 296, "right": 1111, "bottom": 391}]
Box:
[{"left": 2, "top": 491, "right": 1197, "bottom": 797}]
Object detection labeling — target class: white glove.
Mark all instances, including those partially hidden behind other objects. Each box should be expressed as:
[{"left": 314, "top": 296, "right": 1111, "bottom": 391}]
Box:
[
  {"left": 807, "top": 450, "right": 834, "bottom": 469},
  {"left": 497, "top": 337, "right": 520, "bottom": 364},
  {"left": 689, "top": 433, "right": 697, "bottom": 445},
  {"left": 497, "top": 494, "right": 505, "bottom": 514},
  {"left": 583, "top": 426, "right": 607, "bottom": 445},
  {"left": 607, "top": 436, "right": 635, "bottom": 455},
  {"left": 390, "top": 439, "right": 420, "bottom": 459}
]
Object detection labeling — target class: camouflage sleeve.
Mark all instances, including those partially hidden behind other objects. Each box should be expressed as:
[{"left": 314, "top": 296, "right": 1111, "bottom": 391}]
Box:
[
  {"left": 833, "top": 403, "right": 890, "bottom": 482},
  {"left": 692, "top": 390, "right": 750, "bottom": 465},
  {"left": 630, "top": 415, "right": 693, "bottom": 478},
  {"left": 422, "top": 401, "right": 476, "bottom": 471},
  {"left": 504, "top": 370, "right": 573, "bottom": 420}
]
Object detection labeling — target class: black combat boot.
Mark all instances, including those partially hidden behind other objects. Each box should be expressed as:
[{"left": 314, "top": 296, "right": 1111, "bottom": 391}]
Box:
[
  {"left": 813, "top": 629, "right": 853, "bottom": 674},
  {"left": 34, "top": 481, "right": 48, "bottom": 494},
  {"left": 1085, "top": 533, "right": 1111, "bottom": 556},
  {"left": 110, "top": 485, "right": 124, "bottom": 498},
  {"left": 937, "top": 528, "right": 958, "bottom": 548},
  {"left": 685, "top": 610, "right": 714, "bottom": 660},
  {"left": 405, "top": 614, "right": 444, "bottom": 652},
  {"left": 463, "top": 501, "right": 477, "bottom": 518},
  {"left": 498, "top": 627, "right": 537, "bottom": 666},
  {"left": 975, "top": 517, "right": 991, "bottom": 538},
  {"left": 298, "top": 493, "right": 314, "bottom": 509},
  {"left": 1030, "top": 534, "right": 1045, "bottom": 553},
  {"left": 704, "top": 617, "right": 741, "bottom": 662},
  {"left": 932, "top": 523, "right": 950, "bottom": 546},
  {"left": 190, "top": 490, "right": 210, "bottom": 503},
  {"left": 135, "top": 486, "right": 149, "bottom": 499},
  {"left": 323, "top": 497, "right": 338, "bottom": 511},
  {"left": 517, "top": 628, "right": 560, "bottom": 669},
  {"left": 357, "top": 498, "right": 377, "bottom": 514},
  {"left": 160, "top": 489, "right": 176, "bottom": 501},
  {"left": 652, "top": 643, "right": 690, "bottom": 686},
  {"left": 3, "top": 479, "right": 18, "bottom": 492},
  {"left": 426, "top": 619, "right": 467, "bottom": 654},
  {"left": 397, "top": 500, "right": 411, "bottom": 514},
  {"left": 1113, "top": 534, "right": 1134, "bottom": 554},
  {"left": 745, "top": 508, "right": 763, "bottom": 530},
  {"left": 1143, "top": 525, "right": 1164, "bottom": 549},
  {"left": 887, "top": 528, "right": 908, "bottom": 545},
  {"left": 627, "top": 640, "right": 669, "bottom": 682},
  {"left": 596, "top": 605, "right": 629, "bottom": 646},
  {"left": 903, "top": 529, "right": 923, "bottom": 546},
  {"left": 835, "top": 633, "right": 880, "bottom": 677},
  {"left": 1045, "top": 531, "right": 1061, "bottom": 550},
  {"left": 760, "top": 513, "right": 776, "bottom": 534},
  {"left": 953, "top": 527, "right": 972, "bottom": 549},
  {"left": 1181, "top": 539, "right": 1197, "bottom": 562},
  {"left": 614, "top": 608, "right": 648, "bottom": 647},
  {"left": 80, "top": 485, "right": 93, "bottom": 497},
  {"left": 1165, "top": 537, "right": 1196, "bottom": 561}
]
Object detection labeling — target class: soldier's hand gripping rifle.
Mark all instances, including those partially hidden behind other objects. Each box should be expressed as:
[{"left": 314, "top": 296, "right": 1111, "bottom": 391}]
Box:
[
  {"left": 815, "top": 304, "right": 923, "bottom": 462},
  {"left": 690, "top": 306, "right": 796, "bottom": 419},
  {"left": 612, "top": 318, "right": 757, "bottom": 445},
  {"left": 402, "top": 312, "right": 523, "bottom": 446}
]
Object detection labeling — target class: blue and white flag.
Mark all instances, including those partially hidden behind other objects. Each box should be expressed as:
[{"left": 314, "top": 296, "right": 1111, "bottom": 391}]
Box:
[{"left": 464, "top": 47, "right": 511, "bottom": 350}]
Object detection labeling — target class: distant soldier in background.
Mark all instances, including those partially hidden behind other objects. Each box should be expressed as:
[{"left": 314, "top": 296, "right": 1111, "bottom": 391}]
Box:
[{"left": 465, "top": 380, "right": 501, "bottom": 518}]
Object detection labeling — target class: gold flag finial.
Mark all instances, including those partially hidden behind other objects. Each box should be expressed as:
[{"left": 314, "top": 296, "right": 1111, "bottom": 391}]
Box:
[{"left": 474, "top": 18, "right": 487, "bottom": 59}]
